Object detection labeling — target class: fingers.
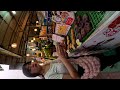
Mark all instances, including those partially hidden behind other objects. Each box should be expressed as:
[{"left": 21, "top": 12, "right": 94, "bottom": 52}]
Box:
[
  {"left": 57, "top": 44, "right": 63, "bottom": 53},
  {"left": 56, "top": 44, "right": 66, "bottom": 58},
  {"left": 55, "top": 45, "right": 59, "bottom": 54}
]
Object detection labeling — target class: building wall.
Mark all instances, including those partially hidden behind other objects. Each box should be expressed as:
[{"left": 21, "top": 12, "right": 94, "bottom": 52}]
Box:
[{"left": 0, "top": 11, "right": 32, "bottom": 66}]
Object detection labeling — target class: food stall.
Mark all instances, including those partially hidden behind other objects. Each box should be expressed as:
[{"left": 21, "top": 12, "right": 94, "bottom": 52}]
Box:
[
  {"left": 35, "top": 11, "right": 120, "bottom": 61},
  {"left": 51, "top": 11, "right": 120, "bottom": 56}
]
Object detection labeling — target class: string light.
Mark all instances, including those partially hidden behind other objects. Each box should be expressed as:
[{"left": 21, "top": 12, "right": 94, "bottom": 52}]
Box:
[
  {"left": 26, "top": 54, "right": 30, "bottom": 56},
  {"left": 36, "top": 21, "right": 39, "bottom": 23}
]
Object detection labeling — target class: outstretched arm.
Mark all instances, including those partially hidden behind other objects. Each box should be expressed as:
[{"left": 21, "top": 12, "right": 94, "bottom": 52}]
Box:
[{"left": 56, "top": 44, "right": 80, "bottom": 79}]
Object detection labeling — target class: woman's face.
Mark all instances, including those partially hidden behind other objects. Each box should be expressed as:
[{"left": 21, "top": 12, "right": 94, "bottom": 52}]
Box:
[{"left": 26, "top": 61, "right": 42, "bottom": 74}]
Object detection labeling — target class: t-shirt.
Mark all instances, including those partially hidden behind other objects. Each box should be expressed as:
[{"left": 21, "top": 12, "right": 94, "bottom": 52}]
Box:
[
  {"left": 44, "top": 62, "right": 78, "bottom": 79},
  {"left": 44, "top": 55, "right": 100, "bottom": 79}
]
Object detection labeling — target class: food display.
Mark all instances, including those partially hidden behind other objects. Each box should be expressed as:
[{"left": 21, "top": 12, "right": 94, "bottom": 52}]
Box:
[
  {"left": 47, "top": 11, "right": 92, "bottom": 53},
  {"left": 82, "top": 14, "right": 89, "bottom": 22},
  {"left": 76, "top": 39, "right": 82, "bottom": 47},
  {"left": 66, "top": 13, "right": 92, "bottom": 53},
  {"left": 74, "top": 14, "right": 92, "bottom": 42},
  {"left": 67, "top": 36, "right": 70, "bottom": 50},
  {"left": 84, "top": 22, "right": 91, "bottom": 33},
  {"left": 81, "top": 28, "right": 86, "bottom": 38},
  {"left": 71, "top": 29, "right": 76, "bottom": 48}
]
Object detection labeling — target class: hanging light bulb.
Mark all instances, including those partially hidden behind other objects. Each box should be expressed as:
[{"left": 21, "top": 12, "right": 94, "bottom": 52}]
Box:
[
  {"left": 39, "top": 63, "right": 44, "bottom": 66},
  {"left": 11, "top": 43, "right": 17, "bottom": 48},
  {"left": 36, "top": 21, "right": 39, "bottom": 23},
  {"left": 32, "top": 48, "right": 36, "bottom": 51},
  {"left": 31, "top": 40, "right": 34, "bottom": 42},
  {"left": 26, "top": 54, "right": 30, "bottom": 57},
  {"left": 31, "top": 60, "right": 34, "bottom": 62},
  {"left": 11, "top": 11, "right": 16, "bottom": 15},
  {"left": 34, "top": 29, "right": 37, "bottom": 31},
  {"left": 33, "top": 37, "right": 36, "bottom": 40}
]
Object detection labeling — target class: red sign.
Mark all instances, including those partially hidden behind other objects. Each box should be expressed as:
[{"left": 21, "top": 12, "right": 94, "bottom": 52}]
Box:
[
  {"left": 65, "top": 17, "right": 74, "bottom": 25},
  {"left": 108, "top": 16, "right": 120, "bottom": 28},
  {"left": 103, "top": 16, "right": 120, "bottom": 37}
]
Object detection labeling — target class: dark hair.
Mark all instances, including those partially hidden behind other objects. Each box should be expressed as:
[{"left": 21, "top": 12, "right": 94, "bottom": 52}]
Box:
[{"left": 22, "top": 61, "right": 40, "bottom": 77}]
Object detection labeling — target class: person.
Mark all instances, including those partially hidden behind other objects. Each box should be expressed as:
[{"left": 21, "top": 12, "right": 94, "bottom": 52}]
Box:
[{"left": 22, "top": 43, "right": 120, "bottom": 79}]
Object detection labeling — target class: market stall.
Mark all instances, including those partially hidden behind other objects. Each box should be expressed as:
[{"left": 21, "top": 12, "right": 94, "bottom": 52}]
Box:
[
  {"left": 35, "top": 11, "right": 120, "bottom": 62},
  {"left": 51, "top": 11, "right": 120, "bottom": 56}
]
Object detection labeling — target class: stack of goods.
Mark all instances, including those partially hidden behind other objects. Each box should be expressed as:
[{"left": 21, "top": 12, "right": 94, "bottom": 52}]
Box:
[
  {"left": 66, "top": 29, "right": 77, "bottom": 53},
  {"left": 74, "top": 14, "right": 92, "bottom": 42},
  {"left": 66, "top": 14, "right": 92, "bottom": 53}
]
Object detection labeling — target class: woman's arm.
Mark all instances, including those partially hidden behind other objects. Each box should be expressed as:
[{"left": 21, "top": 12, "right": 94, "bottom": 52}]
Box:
[
  {"left": 62, "top": 74, "right": 72, "bottom": 79},
  {"left": 60, "top": 58, "right": 80, "bottom": 79},
  {"left": 56, "top": 44, "right": 80, "bottom": 79}
]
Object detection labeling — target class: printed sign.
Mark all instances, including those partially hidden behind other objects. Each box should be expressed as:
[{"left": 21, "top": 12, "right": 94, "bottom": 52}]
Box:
[
  {"left": 81, "top": 15, "right": 120, "bottom": 50},
  {"left": 52, "top": 34, "right": 64, "bottom": 43},
  {"left": 61, "top": 11, "right": 75, "bottom": 25},
  {"left": 103, "top": 16, "right": 120, "bottom": 37},
  {"left": 65, "top": 17, "right": 74, "bottom": 25},
  {"left": 55, "top": 24, "right": 71, "bottom": 36},
  {"left": 61, "top": 11, "right": 69, "bottom": 22}
]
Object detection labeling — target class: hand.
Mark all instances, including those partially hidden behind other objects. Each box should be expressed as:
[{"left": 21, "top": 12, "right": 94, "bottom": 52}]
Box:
[
  {"left": 56, "top": 44, "right": 68, "bottom": 59},
  {"left": 59, "top": 40, "right": 67, "bottom": 50}
]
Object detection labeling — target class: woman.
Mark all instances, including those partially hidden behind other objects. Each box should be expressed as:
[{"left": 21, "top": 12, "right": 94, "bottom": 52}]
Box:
[
  {"left": 22, "top": 45, "right": 84, "bottom": 79},
  {"left": 22, "top": 43, "right": 120, "bottom": 79}
]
